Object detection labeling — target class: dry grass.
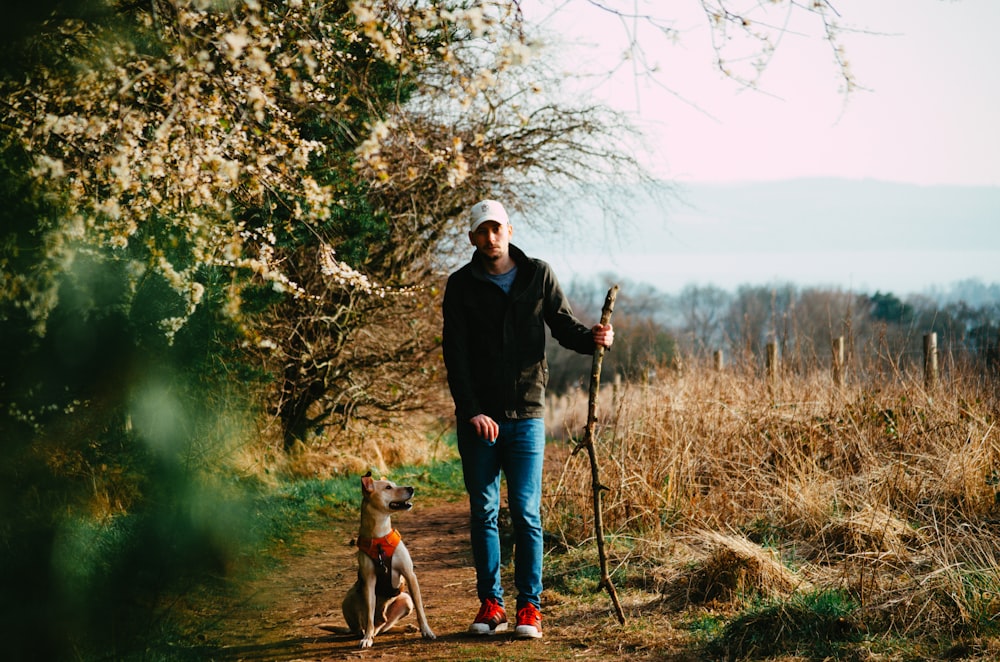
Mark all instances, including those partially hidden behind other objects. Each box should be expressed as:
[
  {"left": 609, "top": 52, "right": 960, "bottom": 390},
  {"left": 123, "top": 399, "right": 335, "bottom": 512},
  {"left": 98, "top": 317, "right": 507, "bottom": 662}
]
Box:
[
  {"left": 234, "top": 411, "right": 458, "bottom": 481},
  {"left": 658, "top": 529, "right": 808, "bottom": 607},
  {"left": 544, "top": 360, "right": 1000, "bottom": 643}
]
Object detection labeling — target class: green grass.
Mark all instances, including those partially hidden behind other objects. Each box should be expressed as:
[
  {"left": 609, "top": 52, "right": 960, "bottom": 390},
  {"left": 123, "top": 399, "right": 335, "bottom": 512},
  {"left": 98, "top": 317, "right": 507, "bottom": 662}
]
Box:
[
  {"left": 245, "top": 456, "right": 466, "bottom": 561},
  {"left": 685, "top": 611, "right": 725, "bottom": 642},
  {"left": 705, "top": 589, "right": 861, "bottom": 660},
  {"left": 950, "top": 567, "right": 1000, "bottom": 636}
]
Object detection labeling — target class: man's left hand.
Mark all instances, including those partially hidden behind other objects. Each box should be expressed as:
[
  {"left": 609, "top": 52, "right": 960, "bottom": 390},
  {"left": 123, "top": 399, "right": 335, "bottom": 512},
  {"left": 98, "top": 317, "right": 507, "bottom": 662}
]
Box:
[{"left": 592, "top": 324, "right": 614, "bottom": 349}]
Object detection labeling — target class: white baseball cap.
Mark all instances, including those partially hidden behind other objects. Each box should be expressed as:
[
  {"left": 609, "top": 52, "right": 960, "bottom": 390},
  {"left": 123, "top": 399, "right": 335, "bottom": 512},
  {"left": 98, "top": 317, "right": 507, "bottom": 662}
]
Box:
[{"left": 469, "top": 199, "right": 510, "bottom": 232}]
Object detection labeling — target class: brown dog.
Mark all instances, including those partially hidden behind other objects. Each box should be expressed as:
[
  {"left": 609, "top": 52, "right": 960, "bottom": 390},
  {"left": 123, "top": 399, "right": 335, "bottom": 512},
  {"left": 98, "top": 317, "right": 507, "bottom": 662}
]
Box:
[{"left": 332, "top": 472, "right": 435, "bottom": 648}]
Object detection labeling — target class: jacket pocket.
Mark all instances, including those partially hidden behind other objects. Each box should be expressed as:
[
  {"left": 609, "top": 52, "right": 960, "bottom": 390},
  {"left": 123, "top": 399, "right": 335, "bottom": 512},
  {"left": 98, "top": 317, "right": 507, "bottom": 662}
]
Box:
[{"left": 517, "top": 359, "right": 548, "bottom": 411}]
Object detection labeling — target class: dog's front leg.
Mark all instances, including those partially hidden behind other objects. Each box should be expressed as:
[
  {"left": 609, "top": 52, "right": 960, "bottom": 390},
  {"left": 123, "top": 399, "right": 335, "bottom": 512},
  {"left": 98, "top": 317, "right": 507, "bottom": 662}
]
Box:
[
  {"left": 407, "top": 571, "right": 436, "bottom": 640},
  {"left": 398, "top": 544, "right": 435, "bottom": 640},
  {"left": 359, "top": 559, "right": 379, "bottom": 648}
]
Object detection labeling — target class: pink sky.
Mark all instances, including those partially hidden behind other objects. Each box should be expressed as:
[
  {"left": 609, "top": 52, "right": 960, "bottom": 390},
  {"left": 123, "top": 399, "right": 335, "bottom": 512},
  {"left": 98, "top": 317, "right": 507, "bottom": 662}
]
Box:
[{"left": 521, "top": 0, "right": 1000, "bottom": 187}]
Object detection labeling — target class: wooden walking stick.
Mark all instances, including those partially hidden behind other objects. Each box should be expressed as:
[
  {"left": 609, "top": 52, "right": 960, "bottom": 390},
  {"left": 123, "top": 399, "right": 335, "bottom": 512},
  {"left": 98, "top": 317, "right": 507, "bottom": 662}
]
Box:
[{"left": 572, "top": 284, "right": 626, "bottom": 624}]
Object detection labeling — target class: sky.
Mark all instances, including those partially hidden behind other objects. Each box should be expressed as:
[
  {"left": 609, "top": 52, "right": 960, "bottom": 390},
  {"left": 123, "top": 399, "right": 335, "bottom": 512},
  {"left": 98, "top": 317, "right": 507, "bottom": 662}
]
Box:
[
  {"left": 519, "top": 0, "right": 1000, "bottom": 187},
  {"left": 511, "top": 0, "right": 1000, "bottom": 296}
]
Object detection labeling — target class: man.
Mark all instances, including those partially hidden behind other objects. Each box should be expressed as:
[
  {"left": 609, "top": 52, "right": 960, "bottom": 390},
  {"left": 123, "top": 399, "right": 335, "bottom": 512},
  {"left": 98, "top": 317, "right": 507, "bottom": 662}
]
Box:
[{"left": 441, "top": 199, "right": 613, "bottom": 639}]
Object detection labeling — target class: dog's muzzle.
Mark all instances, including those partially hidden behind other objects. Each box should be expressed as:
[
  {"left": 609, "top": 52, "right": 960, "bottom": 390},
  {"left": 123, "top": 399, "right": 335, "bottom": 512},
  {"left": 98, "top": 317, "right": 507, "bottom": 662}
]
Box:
[{"left": 390, "top": 487, "right": 414, "bottom": 510}]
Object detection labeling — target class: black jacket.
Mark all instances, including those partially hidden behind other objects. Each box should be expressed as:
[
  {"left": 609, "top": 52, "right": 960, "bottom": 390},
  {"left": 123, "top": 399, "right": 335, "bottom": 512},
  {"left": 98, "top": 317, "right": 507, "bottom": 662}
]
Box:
[{"left": 442, "top": 244, "right": 597, "bottom": 422}]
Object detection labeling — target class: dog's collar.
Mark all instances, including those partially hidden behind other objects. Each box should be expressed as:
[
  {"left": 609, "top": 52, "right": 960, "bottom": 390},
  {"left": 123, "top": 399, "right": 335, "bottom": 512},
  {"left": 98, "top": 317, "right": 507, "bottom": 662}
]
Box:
[{"left": 356, "top": 528, "right": 402, "bottom": 561}]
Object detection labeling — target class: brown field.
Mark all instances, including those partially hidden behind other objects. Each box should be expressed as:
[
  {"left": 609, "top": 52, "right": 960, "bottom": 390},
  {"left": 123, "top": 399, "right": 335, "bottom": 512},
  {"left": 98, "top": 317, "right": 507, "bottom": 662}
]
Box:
[{"left": 540, "top": 357, "right": 1000, "bottom": 657}]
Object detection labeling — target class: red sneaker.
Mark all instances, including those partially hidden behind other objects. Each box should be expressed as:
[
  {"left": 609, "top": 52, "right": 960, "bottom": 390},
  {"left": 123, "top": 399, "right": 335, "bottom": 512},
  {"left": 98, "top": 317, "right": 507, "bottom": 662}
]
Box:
[
  {"left": 469, "top": 598, "right": 508, "bottom": 635},
  {"left": 514, "top": 602, "right": 542, "bottom": 639}
]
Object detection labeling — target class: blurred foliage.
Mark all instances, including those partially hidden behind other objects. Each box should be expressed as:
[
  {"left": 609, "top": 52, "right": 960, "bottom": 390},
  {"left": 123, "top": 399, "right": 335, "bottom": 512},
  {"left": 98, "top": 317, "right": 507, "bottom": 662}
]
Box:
[
  {"left": 0, "top": 242, "right": 259, "bottom": 659},
  {"left": 0, "top": 1, "right": 401, "bottom": 657}
]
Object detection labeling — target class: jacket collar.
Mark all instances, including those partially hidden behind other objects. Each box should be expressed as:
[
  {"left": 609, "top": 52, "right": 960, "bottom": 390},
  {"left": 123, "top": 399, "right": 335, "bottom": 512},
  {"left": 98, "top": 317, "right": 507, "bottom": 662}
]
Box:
[{"left": 470, "top": 243, "right": 530, "bottom": 280}]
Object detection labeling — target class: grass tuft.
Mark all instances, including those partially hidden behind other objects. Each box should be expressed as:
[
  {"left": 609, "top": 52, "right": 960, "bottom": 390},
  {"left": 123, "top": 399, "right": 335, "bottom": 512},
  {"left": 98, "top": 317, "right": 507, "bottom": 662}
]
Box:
[
  {"left": 659, "top": 530, "right": 805, "bottom": 607},
  {"left": 706, "top": 589, "right": 861, "bottom": 660}
]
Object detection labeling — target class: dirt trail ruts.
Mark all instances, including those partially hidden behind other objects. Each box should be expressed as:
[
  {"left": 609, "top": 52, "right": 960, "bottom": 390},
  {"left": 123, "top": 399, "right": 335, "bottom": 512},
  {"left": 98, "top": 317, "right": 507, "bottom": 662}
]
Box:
[{"left": 189, "top": 497, "right": 613, "bottom": 661}]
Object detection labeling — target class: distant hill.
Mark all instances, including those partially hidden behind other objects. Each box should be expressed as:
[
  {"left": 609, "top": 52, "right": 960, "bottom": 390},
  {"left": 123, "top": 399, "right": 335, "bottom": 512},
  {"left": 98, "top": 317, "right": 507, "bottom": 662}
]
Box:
[
  {"left": 514, "top": 178, "right": 1000, "bottom": 298},
  {"left": 669, "top": 179, "right": 1000, "bottom": 253}
]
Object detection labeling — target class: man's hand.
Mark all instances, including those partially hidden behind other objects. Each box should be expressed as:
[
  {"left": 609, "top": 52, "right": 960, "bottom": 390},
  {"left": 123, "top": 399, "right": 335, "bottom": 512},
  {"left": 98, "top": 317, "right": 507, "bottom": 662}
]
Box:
[
  {"left": 592, "top": 323, "right": 614, "bottom": 349},
  {"left": 469, "top": 414, "right": 499, "bottom": 444}
]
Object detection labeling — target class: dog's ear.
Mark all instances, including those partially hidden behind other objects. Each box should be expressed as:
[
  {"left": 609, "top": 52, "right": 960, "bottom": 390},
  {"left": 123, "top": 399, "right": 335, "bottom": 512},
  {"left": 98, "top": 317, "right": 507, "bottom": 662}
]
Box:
[{"left": 361, "top": 472, "right": 374, "bottom": 493}]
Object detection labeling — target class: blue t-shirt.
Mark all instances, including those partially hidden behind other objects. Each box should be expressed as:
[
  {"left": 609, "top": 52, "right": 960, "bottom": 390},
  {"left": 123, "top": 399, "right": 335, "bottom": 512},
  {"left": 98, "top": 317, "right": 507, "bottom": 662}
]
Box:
[{"left": 486, "top": 266, "right": 517, "bottom": 294}]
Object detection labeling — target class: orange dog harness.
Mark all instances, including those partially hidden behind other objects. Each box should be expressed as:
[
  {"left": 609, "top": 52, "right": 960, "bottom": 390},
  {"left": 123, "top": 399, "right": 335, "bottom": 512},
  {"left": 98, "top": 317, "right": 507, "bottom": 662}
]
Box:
[{"left": 356, "top": 529, "right": 402, "bottom": 598}]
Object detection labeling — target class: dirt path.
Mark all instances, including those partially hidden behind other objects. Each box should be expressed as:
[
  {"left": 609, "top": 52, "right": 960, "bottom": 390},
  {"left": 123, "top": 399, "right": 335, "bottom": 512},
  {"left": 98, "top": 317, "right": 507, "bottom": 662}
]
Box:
[{"left": 190, "top": 496, "right": 622, "bottom": 661}]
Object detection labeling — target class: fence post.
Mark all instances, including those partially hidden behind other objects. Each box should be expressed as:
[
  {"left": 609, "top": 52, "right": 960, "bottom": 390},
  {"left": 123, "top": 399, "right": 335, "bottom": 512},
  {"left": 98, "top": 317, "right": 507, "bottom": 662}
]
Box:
[
  {"left": 766, "top": 341, "right": 778, "bottom": 382},
  {"left": 832, "top": 336, "right": 845, "bottom": 387},
  {"left": 714, "top": 349, "right": 724, "bottom": 371},
  {"left": 923, "top": 332, "right": 938, "bottom": 389}
]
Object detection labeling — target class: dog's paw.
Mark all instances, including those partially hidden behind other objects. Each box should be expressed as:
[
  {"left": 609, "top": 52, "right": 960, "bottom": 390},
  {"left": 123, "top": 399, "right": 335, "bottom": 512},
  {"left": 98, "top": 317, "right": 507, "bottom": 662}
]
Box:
[
  {"left": 360, "top": 636, "right": 374, "bottom": 649},
  {"left": 421, "top": 627, "right": 436, "bottom": 640}
]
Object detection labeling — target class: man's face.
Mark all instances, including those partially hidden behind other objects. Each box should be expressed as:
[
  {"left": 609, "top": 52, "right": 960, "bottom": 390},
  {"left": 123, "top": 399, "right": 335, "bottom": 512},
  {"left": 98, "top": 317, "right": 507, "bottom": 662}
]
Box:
[{"left": 468, "top": 220, "right": 512, "bottom": 262}]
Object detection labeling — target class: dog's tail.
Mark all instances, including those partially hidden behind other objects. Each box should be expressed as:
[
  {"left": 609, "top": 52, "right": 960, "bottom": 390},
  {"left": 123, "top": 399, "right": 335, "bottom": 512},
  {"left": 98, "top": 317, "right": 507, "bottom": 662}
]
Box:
[{"left": 316, "top": 623, "right": 353, "bottom": 635}]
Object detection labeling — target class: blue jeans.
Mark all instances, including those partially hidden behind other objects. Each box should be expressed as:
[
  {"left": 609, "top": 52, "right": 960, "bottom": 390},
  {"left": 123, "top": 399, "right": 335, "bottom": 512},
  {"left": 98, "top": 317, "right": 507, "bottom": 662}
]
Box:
[{"left": 457, "top": 417, "right": 545, "bottom": 610}]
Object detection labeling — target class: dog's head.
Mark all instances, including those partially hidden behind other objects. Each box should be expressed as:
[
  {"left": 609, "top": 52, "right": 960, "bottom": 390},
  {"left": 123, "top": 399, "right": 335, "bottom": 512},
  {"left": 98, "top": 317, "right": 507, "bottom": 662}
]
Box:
[{"left": 361, "top": 471, "right": 415, "bottom": 514}]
